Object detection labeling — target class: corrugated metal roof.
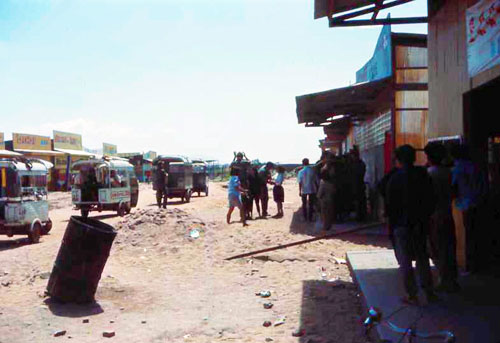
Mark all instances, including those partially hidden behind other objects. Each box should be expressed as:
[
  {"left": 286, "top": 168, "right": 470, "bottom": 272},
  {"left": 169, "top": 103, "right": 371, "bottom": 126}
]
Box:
[{"left": 314, "top": 0, "right": 374, "bottom": 19}]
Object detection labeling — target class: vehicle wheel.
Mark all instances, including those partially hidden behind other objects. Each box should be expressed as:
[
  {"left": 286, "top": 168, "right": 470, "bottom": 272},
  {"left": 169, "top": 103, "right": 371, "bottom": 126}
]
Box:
[
  {"left": 28, "top": 223, "right": 41, "bottom": 244},
  {"left": 41, "top": 219, "right": 52, "bottom": 235},
  {"left": 117, "top": 203, "right": 126, "bottom": 217},
  {"left": 198, "top": 191, "right": 201, "bottom": 197},
  {"left": 81, "top": 209, "right": 89, "bottom": 219}
]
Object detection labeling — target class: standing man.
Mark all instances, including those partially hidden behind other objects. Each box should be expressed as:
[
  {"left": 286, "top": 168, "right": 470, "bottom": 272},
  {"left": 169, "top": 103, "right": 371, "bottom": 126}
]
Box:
[
  {"left": 351, "top": 147, "right": 367, "bottom": 221},
  {"left": 424, "top": 143, "right": 459, "bottom": 292},
  {"left": 154, "top": 162, "right": 169, "bottom": 209},
  {"left": 386, "top": 145, "right": 437, "bottom": 304},
  {"left": 298, "top": 158, "right": 318, "bottom": 222},
  {"left": 258, "top": 162, "right": 274, "bottom": 218}
]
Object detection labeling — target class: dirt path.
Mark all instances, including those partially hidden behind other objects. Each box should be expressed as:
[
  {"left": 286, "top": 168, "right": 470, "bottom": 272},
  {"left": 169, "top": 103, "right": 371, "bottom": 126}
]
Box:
[{"left": 0, "top": 180, "right": 390, "bottom": 343}]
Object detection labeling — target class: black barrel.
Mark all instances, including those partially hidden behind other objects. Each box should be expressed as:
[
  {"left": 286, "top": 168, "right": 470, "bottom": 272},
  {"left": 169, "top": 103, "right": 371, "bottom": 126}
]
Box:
[{"left": 46, "top": 216, "right": 117, "bottom": 303}]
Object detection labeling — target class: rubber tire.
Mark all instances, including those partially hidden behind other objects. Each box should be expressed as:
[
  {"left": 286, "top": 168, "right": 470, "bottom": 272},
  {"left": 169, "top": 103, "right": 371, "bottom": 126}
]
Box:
[
  {"left": 81, "top": 209, "right": 89, "bottom": 219},
  {"left": 198, "top": 191, "right": 201, "bottom": 197},
  {"left": 41, "top": 219, "right": 52, "bottom": 235},
  {"left": 28, "top": 223, "right": 41, "bottom": 244},
  {"left": 117, "top": 203, "right": 126, "bottom": 217}
]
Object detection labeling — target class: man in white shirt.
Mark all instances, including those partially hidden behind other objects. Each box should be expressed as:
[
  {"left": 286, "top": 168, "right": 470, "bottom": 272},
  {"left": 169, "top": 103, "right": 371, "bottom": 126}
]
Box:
[{"left": 297, "top": 158, "right": 318, "bottom": 222}]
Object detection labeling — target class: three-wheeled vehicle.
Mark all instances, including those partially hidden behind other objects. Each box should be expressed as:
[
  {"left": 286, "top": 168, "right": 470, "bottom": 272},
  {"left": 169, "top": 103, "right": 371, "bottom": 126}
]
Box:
[
  {"left": 191, "top": 159, "right": 209, "bottom": 197},
  {"left": 71, "top": 156, "right": 139, "bottom": 218},
  {"left": 153, "top": 156, "right": 193, "bottom": 203},
  {"left": 0, "top": 157, "right": 52, "bottom": 243}
]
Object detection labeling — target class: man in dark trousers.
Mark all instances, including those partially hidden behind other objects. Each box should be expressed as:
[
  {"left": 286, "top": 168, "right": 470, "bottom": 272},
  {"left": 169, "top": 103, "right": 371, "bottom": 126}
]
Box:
[
  {"left": 298, "top": 158, "right": 318, "bottom": 222},
  {"left": 386, "top": 145, "right": 437, "bottom": 304},
  {"left": 154, "top": 162, "right": 168, "bottom": 209},
  {"left": 351, "top": 147, "right": 367, "bottom": 221},
  {"left": 258, "top": 162, "right": 274, "bottom": 218}
]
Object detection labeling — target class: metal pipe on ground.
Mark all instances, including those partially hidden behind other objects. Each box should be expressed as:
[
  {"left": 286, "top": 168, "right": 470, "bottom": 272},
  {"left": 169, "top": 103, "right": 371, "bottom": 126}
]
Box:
[{"left": 225, "top": 222, "right": 384, "bottom": 261}]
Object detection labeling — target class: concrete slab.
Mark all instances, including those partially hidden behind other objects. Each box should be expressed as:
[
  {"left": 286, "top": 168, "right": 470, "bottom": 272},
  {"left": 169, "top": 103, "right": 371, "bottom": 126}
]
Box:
[{"left": 347, "top": 249, "right": 500, "bottom": 343}]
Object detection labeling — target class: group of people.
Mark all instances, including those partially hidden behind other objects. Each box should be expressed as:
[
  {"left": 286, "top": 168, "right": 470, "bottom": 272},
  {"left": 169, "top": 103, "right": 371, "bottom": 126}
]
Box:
[
  {"left": 226, "top": 152, "right": 286, "bottom": 226},
  {"left": 296, "top": 148, "right": 367, "bottom": 232},
  {"left": 380, "top": 143, "right": 486, "bottom": 304}
]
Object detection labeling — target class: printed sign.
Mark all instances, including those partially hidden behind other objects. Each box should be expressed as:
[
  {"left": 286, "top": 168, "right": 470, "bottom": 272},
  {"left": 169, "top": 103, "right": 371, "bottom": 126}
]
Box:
[
  {"left": 53, "top": 130, "right": 83, "bottom": 150},
  {"left": 356, "top": 23, "right": 392, "bottom": 83},
  {"left": 467, "top": 0, "right": 500, "bottom": 77},
  {"left": 143, "top": 151, "right": 157, "bottom": 160},
  {"left": 0, "top": 133, "right": 4, "bottom": 149},
  {"left": 12, "top": 133, "right": 51, "bottom": 151},
  {"left": 103, "top": 143, "right": 117, "bottom": 156}
]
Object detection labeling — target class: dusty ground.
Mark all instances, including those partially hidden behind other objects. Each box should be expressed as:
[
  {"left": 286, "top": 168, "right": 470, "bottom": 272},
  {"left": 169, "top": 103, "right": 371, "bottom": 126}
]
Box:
[{"left": 0, "top": 180, "right": 390, "bottom": 343}]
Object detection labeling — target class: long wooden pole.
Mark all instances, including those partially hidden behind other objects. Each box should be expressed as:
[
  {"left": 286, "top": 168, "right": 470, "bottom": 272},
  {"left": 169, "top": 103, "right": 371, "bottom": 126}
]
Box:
[{"left": 225, "top": 222, "right": 383, "bottom": 261}]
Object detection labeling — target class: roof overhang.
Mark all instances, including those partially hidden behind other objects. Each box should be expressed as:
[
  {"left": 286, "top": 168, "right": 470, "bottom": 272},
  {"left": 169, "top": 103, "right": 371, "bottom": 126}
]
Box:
[
  {"left": 314, "top": 0, "right": 427, "bottom": 27},
  {"left": 54, "top": 148, "right": 96, "bottom": 157},
  {"left": 296, "top": 76, "right": 393, "bottom": 125},
  {"left": 0, "top": 150, "right": 22, "bottom": 157},
  {"left": 14, "top": 149, "right": 64, "bottom": 156}
]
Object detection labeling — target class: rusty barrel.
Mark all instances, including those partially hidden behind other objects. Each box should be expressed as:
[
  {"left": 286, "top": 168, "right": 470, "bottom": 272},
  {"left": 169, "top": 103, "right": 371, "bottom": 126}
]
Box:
[{"left": 46, "top": 216, "right": 117, "bottom": 303}]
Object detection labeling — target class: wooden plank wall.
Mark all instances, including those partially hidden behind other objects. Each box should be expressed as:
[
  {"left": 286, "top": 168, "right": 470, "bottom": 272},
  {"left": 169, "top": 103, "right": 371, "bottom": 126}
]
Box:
[{"left": 427, "top": 0, "right": 478, "bottom": 139}]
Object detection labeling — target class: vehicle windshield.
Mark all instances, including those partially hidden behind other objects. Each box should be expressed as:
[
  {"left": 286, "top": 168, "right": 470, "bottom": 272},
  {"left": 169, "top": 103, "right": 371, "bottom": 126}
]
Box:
[{"left": 0, "top": 167, "right": 20, "bottom": 198}]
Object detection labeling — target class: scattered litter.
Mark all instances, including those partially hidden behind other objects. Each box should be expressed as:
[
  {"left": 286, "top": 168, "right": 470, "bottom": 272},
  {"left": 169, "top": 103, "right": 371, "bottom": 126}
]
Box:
[
  {"left": 39, "top": 272, "right": 51, "bottom": 280},
  {"left": 82, "top": 319, "right": 89, "bottom": 324},
  {"left": 141, "top": 320, "right": 147, "bottom": 324},
  {"left": 1, "top": 281, "right": 11, "bottom": 287},
  {"left": 3, "top": 271, "right": 9, "bottom": 276},
  {"left": 189, "top": 229, "right": 200, "bottom": 239},
  {"left": 263, "top": 321, "right": 272, "bottom": 327},
  {"left": 103, "top": 331, "right": 115, "bottom": 338},
  {"left": 274, "top": 316, "right": 286, "bottom": 326},
  {"left": 120, "top": 307, "right": 125, "bottom": 311},
  {"left": 292, "top": 328, "right": 306, "bottom": 337},
  {"left": 183, "top": 334, "right": 191, "bottom": 339},
  {"left": 263, "top": 303, "right": 274, "bottom": 309},
  {"left": 53, "top": 330, "right": 66, "bottom": 337},
  {"left": 265, "top": 338, "right": 274, "bottom": 342},
  {"left": 256, "top": 291, "right": 271, "bottom": 298},
  {"left": 110, "top": 320, "right": 115, "bottom": 324},
  {"left": 332, "top": 257, "right": 347, "bottom": 265}
]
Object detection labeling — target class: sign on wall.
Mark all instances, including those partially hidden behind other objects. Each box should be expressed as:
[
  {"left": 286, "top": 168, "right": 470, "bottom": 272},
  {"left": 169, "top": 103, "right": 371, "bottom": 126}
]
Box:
[
  {"left": 467, "top": 0, "right": 500, "bottom": 77},
  {"left": 143, "top": 151, "right": 157, "bottom": 160},
  {"left": 12, "top": 133, "right": 51, "bottom": 151},
  {"left": 53, "top": 130, "right": 83, "bottom": 150},
  {"left": 103, "top": 143, "right": 117, "bottom": 156},
  {"left": 0, "top": 133, "right": 4, "bottom": 150},
  {"left": 356, "top": 23, "right": 392, "bottom": 83}
]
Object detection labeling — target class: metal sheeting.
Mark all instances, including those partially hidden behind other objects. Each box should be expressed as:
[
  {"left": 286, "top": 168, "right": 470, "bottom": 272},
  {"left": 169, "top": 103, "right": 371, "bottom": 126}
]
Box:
[{"left": 314, "top": 0, "right": 374, "bottom": 19}]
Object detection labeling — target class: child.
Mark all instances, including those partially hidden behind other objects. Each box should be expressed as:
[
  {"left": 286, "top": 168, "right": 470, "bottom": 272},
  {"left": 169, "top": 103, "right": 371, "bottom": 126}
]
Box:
[
  {"left": 227, "top": 168, "right": 248, "bottom": 226},
  {"left": 273, "top": 166, "right": 285, "bottom": 218}
]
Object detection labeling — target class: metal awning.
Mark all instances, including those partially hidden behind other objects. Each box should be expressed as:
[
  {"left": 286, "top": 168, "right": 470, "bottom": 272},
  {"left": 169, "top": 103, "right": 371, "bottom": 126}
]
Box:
[
  {"left": 296, "top": 76, "right": 392, "bottom": 125},
  {"left": 314, "top": 0, "right": 427, "bottom": 27},
  {"left": 54, "top": 148, "right": 95, "bottom": 157},
  {"left": 0, "top": 150, "right": 22, "bottom": 157},
  {"left": 14, "top": 149, "right": 63, "bottom": 156}
]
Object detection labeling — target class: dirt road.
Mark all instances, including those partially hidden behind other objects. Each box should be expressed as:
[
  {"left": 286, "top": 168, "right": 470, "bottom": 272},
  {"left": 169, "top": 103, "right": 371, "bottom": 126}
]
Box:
[{"left": 0, "top": 180, "right": 389, "bottom": 343}]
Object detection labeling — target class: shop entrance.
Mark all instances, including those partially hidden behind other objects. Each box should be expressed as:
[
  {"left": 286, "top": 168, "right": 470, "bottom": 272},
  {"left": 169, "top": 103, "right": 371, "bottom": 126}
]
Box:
[{"left": 464, "top": 75, "right": 500, "bottom": 272}]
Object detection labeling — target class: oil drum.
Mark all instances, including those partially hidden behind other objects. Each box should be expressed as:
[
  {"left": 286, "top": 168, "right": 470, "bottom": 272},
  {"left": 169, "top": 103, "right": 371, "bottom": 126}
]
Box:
[{"left": 46, "top": 216, "right": 116, "bottom": 303}]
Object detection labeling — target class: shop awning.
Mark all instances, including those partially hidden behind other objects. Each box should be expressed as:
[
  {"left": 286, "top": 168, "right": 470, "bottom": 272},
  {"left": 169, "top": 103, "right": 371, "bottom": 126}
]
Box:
[
  {"left": 296, "top": 76, "right": 392, "bottom": 125},
  {"left": 53, "top": 148, "right": 96, "bottom": 157},
  {"left": 31, "top": 159, "right": 54, "bottom": 169},
  {"left": 0, "top": 150, "right": 22, "bottom": 157},
  {"left": 14, "top": 149, "right": 64, "bottom": 156}
]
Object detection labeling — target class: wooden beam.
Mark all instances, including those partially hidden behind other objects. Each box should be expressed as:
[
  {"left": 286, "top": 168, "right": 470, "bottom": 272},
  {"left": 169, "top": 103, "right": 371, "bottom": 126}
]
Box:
[
  {"left": 330, "top": 0, "right": 416, "bottom": 23},
  {"left": 329, "top": 16, "right": 428, "bottom": 27}
]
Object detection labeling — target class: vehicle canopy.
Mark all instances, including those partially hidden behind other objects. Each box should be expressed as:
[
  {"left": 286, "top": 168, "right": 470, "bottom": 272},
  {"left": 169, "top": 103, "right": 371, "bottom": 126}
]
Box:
[
  {"left": 0, "top": 158, "right": 50, "bottom": 198},
  {"left": 153, "top": 155, "right": 190, "bottom": 165},
  {"left": 71, "top": 157, "right": 136, "bottom": 187},
  {"left": 191, "top": 159, "right": 207, "bottom": 173}
]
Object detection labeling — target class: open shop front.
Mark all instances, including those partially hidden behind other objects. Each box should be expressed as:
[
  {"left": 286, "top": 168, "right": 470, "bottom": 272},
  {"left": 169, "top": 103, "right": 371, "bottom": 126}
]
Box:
[{"left": 296, "top": 26, "right": 429, "bottom": 219}]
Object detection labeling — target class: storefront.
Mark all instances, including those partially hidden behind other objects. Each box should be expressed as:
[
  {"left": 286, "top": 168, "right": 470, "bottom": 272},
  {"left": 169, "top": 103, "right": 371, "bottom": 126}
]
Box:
[
  {"left": 116, "top": 151, "right": 156, "bottom": 182},
  {"left": 103, "top": 143, "right": 117, "bottom": 156},
  {"left": 0, "top": 133, "right": 22, "bottom": 158},
  {"left": 52, "top": 130, "right": 95, "bottom": 191},
  {"left": 428, "top": 0, "right": 500, "bottom": 270},
  {"left": 296, "top": 26, "right": 428, "bottom": 198},
  {"left": 5, "top": 133, "right": 61, "bottom": 186}
]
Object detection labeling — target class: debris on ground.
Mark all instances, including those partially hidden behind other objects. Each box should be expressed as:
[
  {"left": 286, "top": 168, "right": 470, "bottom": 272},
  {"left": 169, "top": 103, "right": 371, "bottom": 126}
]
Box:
[
  {"left": 331, "top": 256, "right": 347, "bottom": 265},
  {"left": 256, "top": 291, "right": 271, "bottom": 298},
  {"left": 263, "top": 303, "right": 273, "bottom": 309},
  {"left": 263, "top": 321, "right": 272, "bottom": 327},
  {"left": 292, "top": 328, "right": 306, "bottom": 337},
  {"left": 274, "top": 317, "right": 286, "bottom": 327},
  {"left": 1, "top": 281, "right": 11, "bottom": 287},
  {"left": 103, "top": 331, "right": 116, "bottom": 338},
  {"left": 53, "top": 330, "right": 67, "bottom": 337},
  {"left": 82, "top": 319, "right": 89, "bottom": 324}
]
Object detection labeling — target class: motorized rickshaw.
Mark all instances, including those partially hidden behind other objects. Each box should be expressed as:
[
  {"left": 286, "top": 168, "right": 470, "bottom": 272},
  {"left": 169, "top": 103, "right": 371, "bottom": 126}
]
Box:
[
  {"left": 0, "top": 157, "right": 52, "bottom": 243},
  {"left": 153, "top": 156, "right": 193, "bottom": 203},
  {"left": 191, "top": 159, "right": 209, "bottom": 196},
  {"left": 71, "top": 156, "right": 139, "bottom": 218}
]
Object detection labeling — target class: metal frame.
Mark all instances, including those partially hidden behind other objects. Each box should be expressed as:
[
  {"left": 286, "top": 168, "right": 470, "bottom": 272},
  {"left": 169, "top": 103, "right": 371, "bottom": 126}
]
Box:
[{"left": 328, "top": 0, "right": 427, "bottom": 27}]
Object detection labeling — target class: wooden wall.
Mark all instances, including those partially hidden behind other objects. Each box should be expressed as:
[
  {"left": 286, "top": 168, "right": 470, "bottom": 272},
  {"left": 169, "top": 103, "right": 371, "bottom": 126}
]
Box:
[{"left": 427, "top": 0, "right": 478, "bottom": 139}]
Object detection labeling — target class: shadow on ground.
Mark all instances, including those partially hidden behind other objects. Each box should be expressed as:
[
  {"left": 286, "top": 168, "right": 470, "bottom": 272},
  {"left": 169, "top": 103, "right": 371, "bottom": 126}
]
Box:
[
  {"left": 297, "top": 280, "right": 365, "bottom": 343},
  {"left": 0, "top": 237, "right": 31, "bottom": 252},
  {"left": 44, "top": 298, "right": 104, "bottom": 318}
]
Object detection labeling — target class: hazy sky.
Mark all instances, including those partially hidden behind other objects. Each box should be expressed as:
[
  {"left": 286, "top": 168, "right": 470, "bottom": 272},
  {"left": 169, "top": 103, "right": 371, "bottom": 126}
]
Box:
[{"left": 0, "top": 0, "right": 427, "bottom": 163}]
